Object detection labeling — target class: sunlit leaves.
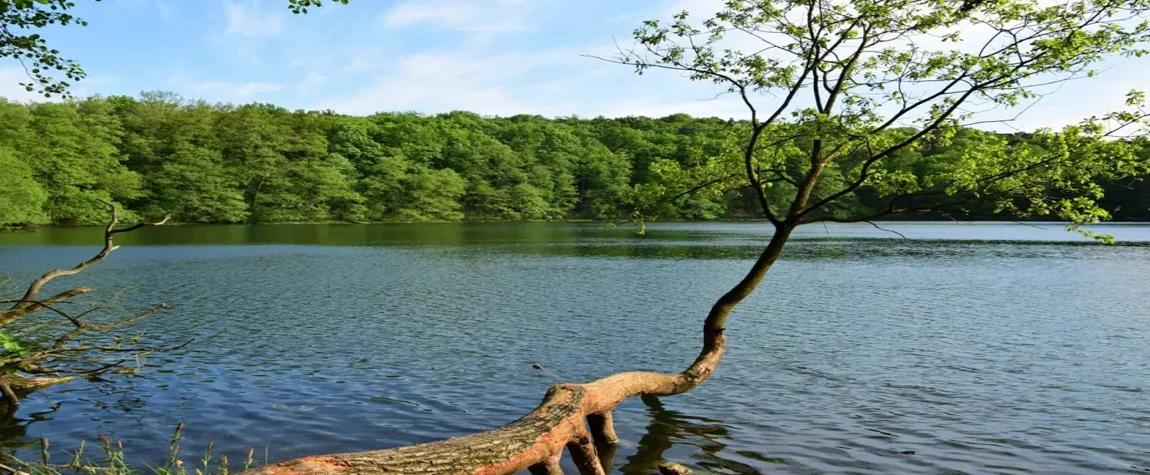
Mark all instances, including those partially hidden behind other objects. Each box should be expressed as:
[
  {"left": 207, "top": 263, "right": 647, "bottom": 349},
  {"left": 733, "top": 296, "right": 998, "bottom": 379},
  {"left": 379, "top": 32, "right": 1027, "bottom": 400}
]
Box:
[
  {"left": 0, "top": 0, "right": 96, "bottom": 97},
  {"left": 286, "top": 0, "right": 350, "bottom": 15},
  {"left": 616, "top": 0, "right": 1150, "bottom": 234},
  {"left": 0, "top": 331, "right": 27, "bottom": 361},
  {"left": 0, "top": 144, "right": 49, "bottom": 227}
]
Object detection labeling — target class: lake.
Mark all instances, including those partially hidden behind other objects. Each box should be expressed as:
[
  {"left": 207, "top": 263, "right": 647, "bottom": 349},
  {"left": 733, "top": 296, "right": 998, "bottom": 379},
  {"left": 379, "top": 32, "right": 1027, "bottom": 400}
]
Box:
[{"left": 1, "top": 222, "right": 1148, "bottom": 474}]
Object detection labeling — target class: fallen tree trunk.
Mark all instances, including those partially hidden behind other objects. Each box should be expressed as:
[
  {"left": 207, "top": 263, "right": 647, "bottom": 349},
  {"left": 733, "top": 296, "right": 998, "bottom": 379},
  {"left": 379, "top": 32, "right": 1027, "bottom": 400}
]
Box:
[{"left": 241, "top": 227, "right": 793, "bottom": 475}]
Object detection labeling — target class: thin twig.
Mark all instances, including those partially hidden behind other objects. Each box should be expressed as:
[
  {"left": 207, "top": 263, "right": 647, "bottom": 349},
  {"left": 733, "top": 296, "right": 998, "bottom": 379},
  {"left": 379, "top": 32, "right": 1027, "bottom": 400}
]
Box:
[{"left": 864, "top": 220, "right": 908, "bottom": 239}]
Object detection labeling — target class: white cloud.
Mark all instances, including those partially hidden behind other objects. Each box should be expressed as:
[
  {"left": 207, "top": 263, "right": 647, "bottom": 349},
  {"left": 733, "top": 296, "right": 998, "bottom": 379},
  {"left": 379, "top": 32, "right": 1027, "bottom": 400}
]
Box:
[
  {"left": 112, "top": 0, "right": 176, "bottom": 20},
  {"left": 976, "top": 73, "right": 1149, "bottom": 132},
  {"left": 190, "top": 80, "right": 286, "bottom": 97},
  {"left": 201, "top": 1, "right": 284, "bottom": 67},
  {"left": 296, "top": 71, "right": 327, "bottom": 94},
  {"left": 598, "top": 96, "right": 747, "bottom": 119},
  {"left": 241, "top": 0, "right": 1145, "bottom": 126},
  {"left": 152, "top": 0, "right": 176, "bottom": 20},
  {"left": 381, "top": 0, "right": 535, "bottom": 33},
  {"left": 342, "top": 51, "right": 380, "bottom": 73},
  {"left": 198, "top": 1, "right": 287, "bottom": 69},
  {"left": 662, "top": 0, "right": 724, "bottom": 18},
  {"left": 0, "top": 68, "right": 49, "bottom": 103},
  {"left": 313, "top": 49, "right": 579, "bottom": 116},
  {"left": 309, "top": 43, "right": 759, "bottom": 119},
  {"left": 0, "top": 68, "right": 105, "bottom": 102},
  {"left": 223, "top": 1, "right": 283, "bottom": 37}
]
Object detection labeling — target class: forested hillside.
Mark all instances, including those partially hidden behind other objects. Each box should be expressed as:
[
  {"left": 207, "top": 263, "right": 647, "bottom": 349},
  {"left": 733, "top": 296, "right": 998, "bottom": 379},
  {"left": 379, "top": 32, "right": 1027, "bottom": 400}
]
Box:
[{"left": 2, "top": 92, "right": 1147, "bottom": 227}]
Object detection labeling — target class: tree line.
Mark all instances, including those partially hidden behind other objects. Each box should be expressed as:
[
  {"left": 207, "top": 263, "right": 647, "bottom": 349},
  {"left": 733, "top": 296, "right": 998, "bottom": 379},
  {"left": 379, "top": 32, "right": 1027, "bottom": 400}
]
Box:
[{"left": 1, "top": 91, "right": 1147, "bottom": 227}]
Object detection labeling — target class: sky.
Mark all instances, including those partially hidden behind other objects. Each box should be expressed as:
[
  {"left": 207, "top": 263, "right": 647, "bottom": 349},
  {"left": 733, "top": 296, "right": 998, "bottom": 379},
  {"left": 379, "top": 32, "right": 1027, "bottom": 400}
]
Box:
[{"left": 0, "top": 0, "right": 1146, "bottom": 131}]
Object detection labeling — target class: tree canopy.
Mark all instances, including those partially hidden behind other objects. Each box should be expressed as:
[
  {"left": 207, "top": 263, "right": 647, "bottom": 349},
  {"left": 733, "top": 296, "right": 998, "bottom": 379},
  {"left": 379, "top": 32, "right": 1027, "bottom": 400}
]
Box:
[
  {"left": 0, "top": 94, "right": 1148, "bottom": 228},
  {"left": 2, "top": 0, "right": 1149, "bottom": 232},
  {"left": 602, "top": 0, "right": 1150, "bottom": 239}
]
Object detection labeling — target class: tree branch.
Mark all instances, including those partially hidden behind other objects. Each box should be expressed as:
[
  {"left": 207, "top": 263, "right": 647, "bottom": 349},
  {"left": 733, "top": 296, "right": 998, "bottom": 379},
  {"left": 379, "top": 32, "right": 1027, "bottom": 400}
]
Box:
[{"left": 1, "top": 204, "right": 169, "bottom": 326}]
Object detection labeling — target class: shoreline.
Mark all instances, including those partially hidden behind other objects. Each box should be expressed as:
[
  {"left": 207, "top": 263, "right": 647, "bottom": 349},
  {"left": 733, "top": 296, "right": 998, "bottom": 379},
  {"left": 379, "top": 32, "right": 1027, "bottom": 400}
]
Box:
[{"left": 5, "top": 218, "right": 1150, "bottom": 231}]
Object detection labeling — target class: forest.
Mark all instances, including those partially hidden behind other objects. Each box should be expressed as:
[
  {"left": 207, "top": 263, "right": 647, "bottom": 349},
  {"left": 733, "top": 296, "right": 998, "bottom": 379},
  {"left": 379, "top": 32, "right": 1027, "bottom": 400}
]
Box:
[{"left": 1, "top": 92, "right": 1148, "bottom": 228}]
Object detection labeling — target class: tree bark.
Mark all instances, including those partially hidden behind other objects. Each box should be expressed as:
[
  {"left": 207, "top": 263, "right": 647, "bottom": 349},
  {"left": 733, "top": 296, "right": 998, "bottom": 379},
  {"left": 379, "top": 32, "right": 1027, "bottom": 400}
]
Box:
[
  {"left": 0, "top": 374, "right": 75, "bottom": 405},
  {"left": 241, "top": 226, "right": 795, "bottom": 475}
]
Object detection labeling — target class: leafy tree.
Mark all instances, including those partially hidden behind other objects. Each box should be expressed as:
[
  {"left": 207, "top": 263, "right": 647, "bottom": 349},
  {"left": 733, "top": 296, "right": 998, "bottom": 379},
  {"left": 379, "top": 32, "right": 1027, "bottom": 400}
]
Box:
[
  {"left": 243, "top": 1, "right": 1150, "bottom": 473},
  {"left": 0, "top": 146, "right": 48, "bottom": 227},
  {"left": 606, "top": 0, "right": 1150, "bottom": 235},
  {"left": 15, "top": 100, "right": 141, "bottom": 224},
  {"left": 3, "top": 0, "right": 1150, "bottom": 470},
  {"left": 569, "top": 138, "right": 631, "bottom": 219},
  {"left": 395, "top": 166, "right": 467, "bottom": 221},
  {"left": 2, "top": 92, "right": 1150, "bottom": 226},
  {"left": 106, "top": 93, "right": 249, "bottom": 222},
  {"left": 357, "top": 154, "right": 412, "bottom": 220},
  {"left": 0, "top": 99, "right": 46, "bottom": 227},
  {"left": 0, "top": 0, "right": 92, "bottom": 97},
  {"left": 329, "top": 117, "right": 386, "bottom": 173},
  {"left": 0, "top": 0, "right": 351, "bottom": 411},
  {"left": 357, "top": 153, "right": 466, "bottom": 222},
  {"left": 368, "top": 113, "right": 446, "bottom": 167},
  {"left": 213, "top": 104, "right": 294, "bottom": 222},
  {"left": 282, "top": 153, "right": 365, "bottom": 222},
  {"left": 1, "top": 92, "right": 1149, "bottom": 226},
  {"left": 143, "top": 144, "right": 249, "bottom": 223}
]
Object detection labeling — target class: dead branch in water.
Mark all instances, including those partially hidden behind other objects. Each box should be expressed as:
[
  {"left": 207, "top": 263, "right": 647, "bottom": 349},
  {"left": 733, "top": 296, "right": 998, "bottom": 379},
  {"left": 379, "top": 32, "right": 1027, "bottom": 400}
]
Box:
[{"left": 0, "top": 204, "right": 176, "bottom": 407}]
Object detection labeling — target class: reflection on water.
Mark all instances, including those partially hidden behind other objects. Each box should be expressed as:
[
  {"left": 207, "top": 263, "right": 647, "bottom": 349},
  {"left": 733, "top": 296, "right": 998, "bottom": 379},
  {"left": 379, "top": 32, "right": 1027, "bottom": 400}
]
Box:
[
  {"left": 0, "top": 222, "right": 1149, "bottom": 474},
  {"left": 3, "top": 221, "right": 1150, "bottom": 247},
  {"left": 617, "top": 395, "right": 779, "bottom": 475}
]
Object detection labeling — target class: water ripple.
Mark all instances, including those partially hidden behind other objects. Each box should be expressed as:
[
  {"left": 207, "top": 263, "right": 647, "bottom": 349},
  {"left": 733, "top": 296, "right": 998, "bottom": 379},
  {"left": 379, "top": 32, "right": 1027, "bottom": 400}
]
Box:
[{"left": 0, "top": 223, "right": 1147, "bottom": 474}]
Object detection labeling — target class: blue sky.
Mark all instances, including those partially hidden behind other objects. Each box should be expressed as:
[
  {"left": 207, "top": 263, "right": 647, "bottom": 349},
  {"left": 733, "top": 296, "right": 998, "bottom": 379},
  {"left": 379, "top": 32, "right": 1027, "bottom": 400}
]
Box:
[{"left": 0, "top": 0, "right": 1145, "bottom": 131}]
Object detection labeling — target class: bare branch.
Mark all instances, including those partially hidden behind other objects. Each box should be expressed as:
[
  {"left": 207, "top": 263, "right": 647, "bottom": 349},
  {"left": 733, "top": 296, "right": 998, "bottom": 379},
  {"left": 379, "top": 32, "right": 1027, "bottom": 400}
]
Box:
[
  {"left": 0, "top": 300, "right": 83, "bottom": 327},
  {"left": 864, "top": 220, "right": 907, "bottom": 239},
  {"left": 1, "top": 338, "right": 194, "bottom": 368},
  {"left": 823, "top": 25, "right": 871, "bottom": 114},
  {"left": 1, "top": 204, "right": 169, "bottom": 325},
  {"left": 53, "top": 303, "right": 170, "bottom": 350}
]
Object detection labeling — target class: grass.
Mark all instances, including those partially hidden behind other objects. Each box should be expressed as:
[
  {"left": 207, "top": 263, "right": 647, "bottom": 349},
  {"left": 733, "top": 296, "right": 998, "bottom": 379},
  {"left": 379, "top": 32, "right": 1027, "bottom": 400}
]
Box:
[{"left": 0, "top": 424, "right": 256, "bottom": 475}]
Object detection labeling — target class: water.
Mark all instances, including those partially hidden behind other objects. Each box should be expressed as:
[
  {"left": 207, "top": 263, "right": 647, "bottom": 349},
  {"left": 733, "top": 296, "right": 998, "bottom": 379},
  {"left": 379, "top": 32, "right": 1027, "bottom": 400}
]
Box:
[{"left": 0, "top": 222, "right": 1148, "bottom": 474}]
